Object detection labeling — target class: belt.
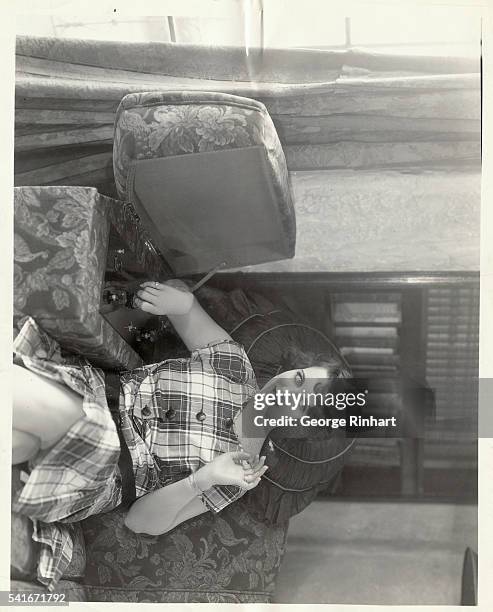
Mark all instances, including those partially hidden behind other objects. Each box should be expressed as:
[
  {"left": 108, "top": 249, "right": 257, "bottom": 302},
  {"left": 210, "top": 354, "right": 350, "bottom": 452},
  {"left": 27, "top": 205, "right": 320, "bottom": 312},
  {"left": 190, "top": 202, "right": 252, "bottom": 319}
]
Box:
[{"left": 104, "top": 371, "right": 136, "bottom": 509}]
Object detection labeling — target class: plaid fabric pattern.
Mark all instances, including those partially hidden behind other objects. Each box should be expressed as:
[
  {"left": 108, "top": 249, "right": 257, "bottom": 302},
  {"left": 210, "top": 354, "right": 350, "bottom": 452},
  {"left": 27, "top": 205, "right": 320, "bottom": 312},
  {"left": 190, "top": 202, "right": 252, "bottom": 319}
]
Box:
[
  {"left": 120, "top": 339, "right": 258, "bottom": 512},
  {"left": 12, "top": 317, "right": 122, "bottom": 591},
  {"left": 13, "top": 317, "right": 258, "bottom": 592}
]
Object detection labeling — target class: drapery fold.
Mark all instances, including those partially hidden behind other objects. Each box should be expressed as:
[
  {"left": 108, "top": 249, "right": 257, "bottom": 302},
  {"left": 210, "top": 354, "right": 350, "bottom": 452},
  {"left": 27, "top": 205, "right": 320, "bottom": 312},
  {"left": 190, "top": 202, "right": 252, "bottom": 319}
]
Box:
[
  {"left": 15, "top": 35, "right": 480, "bottom": 196},
  {"left": 16, "top": 35, "right": 479, "bottom": 82}
]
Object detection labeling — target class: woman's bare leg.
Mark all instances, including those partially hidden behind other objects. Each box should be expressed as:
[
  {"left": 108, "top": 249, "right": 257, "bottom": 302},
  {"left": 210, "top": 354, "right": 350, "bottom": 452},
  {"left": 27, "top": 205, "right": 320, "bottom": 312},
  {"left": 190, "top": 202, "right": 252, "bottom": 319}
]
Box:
[
  {"left": 13, "top": 364, "right": 84, "bottom": 450},
  {"left": 12, "top": 429, "right": 41, "bottom": 464}
]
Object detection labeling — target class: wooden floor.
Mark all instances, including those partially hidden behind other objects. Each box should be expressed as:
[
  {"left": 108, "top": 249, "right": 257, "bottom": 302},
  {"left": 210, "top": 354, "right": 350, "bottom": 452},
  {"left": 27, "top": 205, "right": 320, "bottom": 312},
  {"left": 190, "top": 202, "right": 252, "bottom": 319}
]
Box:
[{"left": 273, "top": 499, "right": 477, "bottom": 605}]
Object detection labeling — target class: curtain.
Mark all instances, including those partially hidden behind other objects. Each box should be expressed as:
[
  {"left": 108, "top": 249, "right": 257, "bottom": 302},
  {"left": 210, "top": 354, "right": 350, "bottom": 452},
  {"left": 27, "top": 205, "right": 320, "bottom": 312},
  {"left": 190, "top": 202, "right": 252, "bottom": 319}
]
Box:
[{"left": 15, "top": 35, "right": 480, "bottom": 199}]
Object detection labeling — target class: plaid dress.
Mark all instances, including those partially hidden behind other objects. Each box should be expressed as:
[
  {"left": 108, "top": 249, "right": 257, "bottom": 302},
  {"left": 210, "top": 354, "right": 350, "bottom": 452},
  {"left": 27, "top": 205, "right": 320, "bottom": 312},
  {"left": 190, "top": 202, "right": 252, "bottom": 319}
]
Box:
[{"left": 12, "top": 317, "right": 258, "bottom": 591}]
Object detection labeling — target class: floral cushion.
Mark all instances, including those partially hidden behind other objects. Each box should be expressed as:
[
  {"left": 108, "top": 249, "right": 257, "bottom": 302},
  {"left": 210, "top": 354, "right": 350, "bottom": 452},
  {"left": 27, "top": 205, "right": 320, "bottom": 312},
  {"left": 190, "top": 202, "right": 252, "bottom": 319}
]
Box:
[
  {"left": 80, "top": 501, "right": 288, "bottom": 603},
  {"left": 113, "top": 90, "right": 296, "bottom": 254},
  {"left": 13, "top": 185, "right": 165, "bottom": 370}
]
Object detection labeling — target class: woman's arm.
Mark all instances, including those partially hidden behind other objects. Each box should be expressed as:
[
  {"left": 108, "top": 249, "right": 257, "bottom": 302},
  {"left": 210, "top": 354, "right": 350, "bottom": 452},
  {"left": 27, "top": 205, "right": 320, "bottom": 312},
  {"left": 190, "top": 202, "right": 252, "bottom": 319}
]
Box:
[
  {"left": 124, "top": 472, "right": 208, "bottom": 536},
  {"left": 125, "top": 451, "right": 267, "bottom": 536},
  {"left": 134, "top": 280, "right": 232, "bottom": 351}
]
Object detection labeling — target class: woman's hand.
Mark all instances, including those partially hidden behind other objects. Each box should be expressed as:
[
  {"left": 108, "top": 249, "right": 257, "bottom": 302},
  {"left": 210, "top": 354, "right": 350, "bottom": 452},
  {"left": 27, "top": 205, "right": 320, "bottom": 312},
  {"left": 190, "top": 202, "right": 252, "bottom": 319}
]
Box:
[
  {"left": 195, "top": 451, "right": 268, "bottom": 491},
  {"left": 134, "top": 280, "right": 194, "bottom": 316}
]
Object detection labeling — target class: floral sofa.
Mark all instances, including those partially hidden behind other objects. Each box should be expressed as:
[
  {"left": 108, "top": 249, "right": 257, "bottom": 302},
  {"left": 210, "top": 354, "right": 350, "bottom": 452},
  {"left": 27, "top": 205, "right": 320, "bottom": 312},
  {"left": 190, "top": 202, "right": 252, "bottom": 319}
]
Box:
[{"left": 11, "top": 464, "right": 288, "bottom": 603}]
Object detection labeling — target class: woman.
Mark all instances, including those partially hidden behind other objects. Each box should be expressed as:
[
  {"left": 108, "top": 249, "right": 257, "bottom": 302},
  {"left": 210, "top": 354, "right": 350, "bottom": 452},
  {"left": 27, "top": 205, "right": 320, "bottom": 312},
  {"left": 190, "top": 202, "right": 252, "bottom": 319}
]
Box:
[{"left": 12, "top": 279, "right": 352, "bottom": 588}]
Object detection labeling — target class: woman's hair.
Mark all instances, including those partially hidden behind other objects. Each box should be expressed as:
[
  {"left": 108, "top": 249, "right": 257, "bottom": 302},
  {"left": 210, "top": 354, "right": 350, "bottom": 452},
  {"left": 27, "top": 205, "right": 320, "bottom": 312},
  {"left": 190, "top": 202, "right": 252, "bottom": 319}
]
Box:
[
  {"left": 194, "top": 286, "right": 358, "bottom": 523},
  {"left": 277, "top": 344, "right": 358, "bottom": 422},
  {"left": 279, "top": 345, "right": 351, "bottom": 379},
  {"left": 244, "top": 338, "right": 355, "bottom": 524}
]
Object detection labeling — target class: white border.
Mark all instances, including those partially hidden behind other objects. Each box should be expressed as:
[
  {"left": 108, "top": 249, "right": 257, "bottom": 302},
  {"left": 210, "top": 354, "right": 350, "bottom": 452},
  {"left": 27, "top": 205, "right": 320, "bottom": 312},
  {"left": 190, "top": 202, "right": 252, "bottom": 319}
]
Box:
[{"left": 1, "top": 1, "right": 491, "bottom": 610}]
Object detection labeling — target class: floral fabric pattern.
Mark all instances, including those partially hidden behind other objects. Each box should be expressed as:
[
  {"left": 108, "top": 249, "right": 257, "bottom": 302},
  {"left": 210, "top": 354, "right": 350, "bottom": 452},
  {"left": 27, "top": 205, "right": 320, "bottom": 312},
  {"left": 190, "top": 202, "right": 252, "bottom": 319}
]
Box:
[
  {"left": 81, "top": 502, "right": 288, "bottom": 603},
  {"left": 14, "top": 186, "right": 148, "bottom": 369},
  {"left": 113, "top": 91, "right": 296, "bottom": 254}
]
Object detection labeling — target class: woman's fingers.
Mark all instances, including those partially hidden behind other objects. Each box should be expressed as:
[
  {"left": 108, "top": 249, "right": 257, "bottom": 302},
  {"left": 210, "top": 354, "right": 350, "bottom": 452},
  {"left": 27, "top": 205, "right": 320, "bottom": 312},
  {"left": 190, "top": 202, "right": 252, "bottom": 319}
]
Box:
[
  {"left": 233, "top": 475, "right": 256, "bottom": 489},
  {"left": 139, "top": 287, "right": 160, "bottom": 297},
  {"left": 236, "top": 478, "right": 256, "bottom": 489},
  {"left": 242, "top": 465, "right": 268, "bottom": 483},
  {"left": 249, "top": 455, "right": 265, "bottom": 471},
  {"left": 252, "top": 462, "right": 267, "bottom": 477},
  {"left": 242, "top": 476, "right": 262, "bottom": 490},
  {"left": 137, "top": 299, "right": 159, "bottom": 315},
  {"left": 230, "top": 451, "right": 254, "bottom": 464},
  {"left": 232, "top": 462, "right": 268, "bottom": 488},
  {"left": 243, "top": 454, "right": 259, "bottom": 470},
  {"left": 244, "top": 455, "right": 265, "bottom": 473},
  {"left": 140, "top": 281, "right": 163, "bottom": 290},
  {"left": 134, "top": 296, "right": 151, "bottom": 310},
  {"left": 253, "top": 464, "right": 269, "bottom": 478},
  {"left": 137, "top": 288, "right": 159, "bottom": 304},
  {"left": 242, "top": 455, "right": 265, "bottom": 475},
  {"left": 134, "top": 291, "right": 160, "bottom": 314}
]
